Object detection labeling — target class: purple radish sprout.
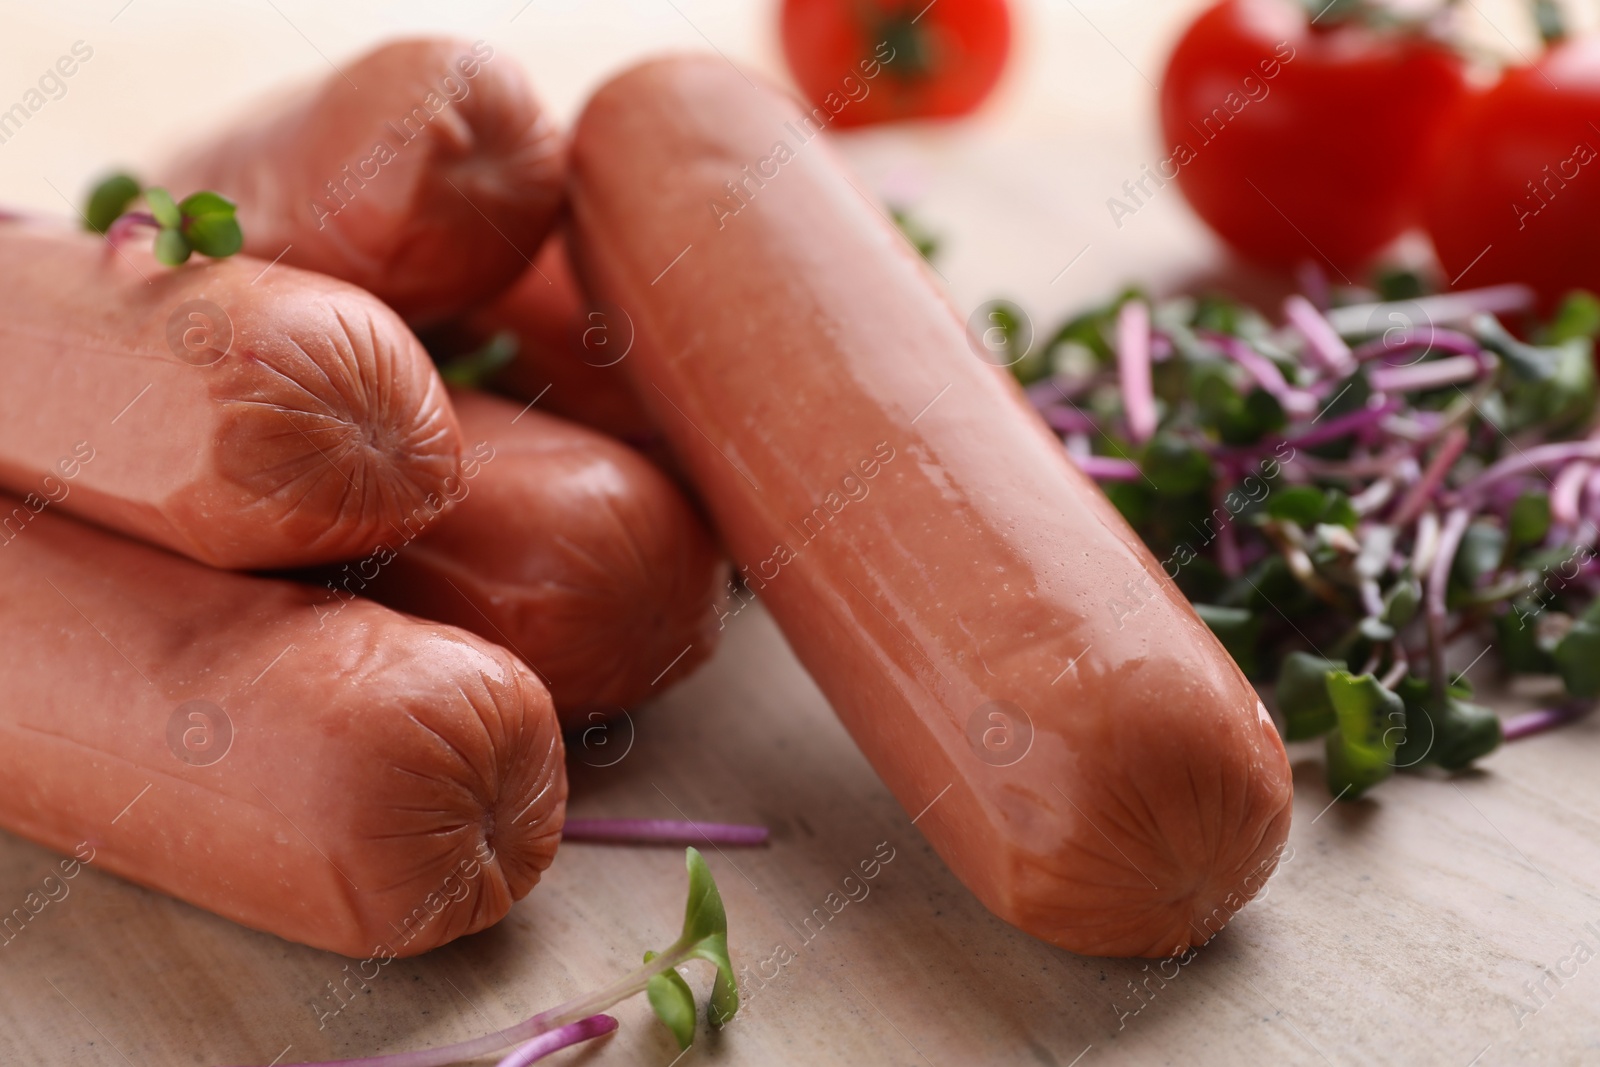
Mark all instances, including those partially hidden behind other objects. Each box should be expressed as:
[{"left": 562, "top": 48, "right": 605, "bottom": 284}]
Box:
[
  {"left": 1503, "top": 704, "right": 1590, "bottom": 742},
  {"left": 1070, "top": 453, "right": 1143, "bottom": 481},
  {"left": 1390, "top": 426, "right": 1469, "bottom": 528},
  {"left": 1352, "top": 326, "right": 1483, "bottom": 366},
  {"left": 1350, "top": 478, "right": 1397, "bottom": 516},
  {"left": 1280, "top": 399, "right": 1400, "bottom": 451},
  {"left": 1552, "top": 462, "right": 1590, "bottom": 527},
  {"left": 105, "top": 210, "right": 157, "bottom": 248},
  {"left": 1369, "top": 354, "right": 1489, "bottom": 394},
  {"left": 1025, "top": 377, "right": 1077, "bottom": 408},
  {"left": 495, "top": 1016, "right": 618, "bottom": 1067},
  {"left": 1202, "top": 331, "right": 1317, "bottom": 415},
  {"left": 1459, "top": 441, "right": 1600, "bottom": 504},
  {"left": 1412, "top": 510, "right": 1441, "bottom": 576},
  {"left": 1215, "top": 494, "right": 1243, "bottom": 577},
  {"left": 1285, "top": 294, "right": 1354, "bottom": 377},
  {"left": 1324, "top": 284, "right": 1536, "bottom": 335},
  {"left": 1426, "top": 507, "right": 1471, "bottom": 691},
  {"left": 229, "top": 1015, "right": 616, "bottom": 1067},
  {"left": 561, "top": 819, "right": 769, "bottom": 846},
  {"left": 1116, "top": 300, "right": 1156, "bottom": 444},
  {"left": 1039, "top": 403, "right": 1098, "bottom": 436},
  {"left": 1585, "top": 467, "right": 1600, "bottom": 525}
]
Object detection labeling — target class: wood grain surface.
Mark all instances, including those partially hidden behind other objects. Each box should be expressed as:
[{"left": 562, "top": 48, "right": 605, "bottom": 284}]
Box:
[{"left": 1, "top": 2, "right": 1597, "bottom": 1065}]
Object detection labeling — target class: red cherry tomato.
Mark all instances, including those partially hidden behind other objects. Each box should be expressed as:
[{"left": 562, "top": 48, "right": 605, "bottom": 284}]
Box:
[
  {"left": 1158, "top": 0, "right": 1468, "bottom": 272},
  {"left": 779, "top": 0, "right": 1011, "bottom": 128},
  {"left": 1425, "top": 37, "right": 1600, "bottom": 311}
]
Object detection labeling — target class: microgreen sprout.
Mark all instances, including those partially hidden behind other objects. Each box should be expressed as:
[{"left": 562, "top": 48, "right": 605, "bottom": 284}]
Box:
[
  {"left": 438, "top": 330, "right": 518, "bottom": 388},
  {"left": 890, "top": 204, "right": 941, "bottom": 262},
  {"left": 1015, "top": 275, "right": 1600, "bottom": 800},
  {"left": 226, "top": 848, "right": 738, "bottom": 1067},
  {"left": 562, "top": 818, "right": 770, "bottom": 847},
  {"left": 85, "top": 173, "right": 243, "bottom": 266}
]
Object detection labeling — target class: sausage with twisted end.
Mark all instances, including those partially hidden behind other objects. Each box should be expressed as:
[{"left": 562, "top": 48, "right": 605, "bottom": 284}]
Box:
[
  {"left": 0, "top": 224, "right": 462, "bottom": 570},
  {"left": 0, "top": 501, "right": 565, "bottom": 957},
  {"left": 162, "top": 37, "right": 563, "bottom": 327},
  {"left": 569, "top": 57, "right": 1294, "bottom": 958},
  {"left": 354, "top": 388, "right": 728, "bottom": 726}
]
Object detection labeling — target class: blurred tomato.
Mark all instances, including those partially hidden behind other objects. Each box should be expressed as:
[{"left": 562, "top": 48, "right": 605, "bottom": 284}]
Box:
[
  {"left": 779, "top": 0, "right": 1011, "bottom": 127},
  {"left": 1158, "top": 0, "right": 1467, "bottom": 271},
  {"left": 1425, "top": 37, "right": 1600, "bottom": 310}
]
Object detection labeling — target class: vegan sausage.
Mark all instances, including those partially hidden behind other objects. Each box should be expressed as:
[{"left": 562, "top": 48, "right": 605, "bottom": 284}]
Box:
[
  {"left": 162, "top": 37, "right": 564, "bottom": 326},
  {"left": 0, "top": 499, "right": 564, "bottom": 957},
  {"left": 351, "top": 388, "right": 727, "bottom": 726},
  {"left": 568, "top": 57, "right": 1294, "bottom": 957},
  {"left": 0, "top": 222, "right": 462, "bottom": 570}
]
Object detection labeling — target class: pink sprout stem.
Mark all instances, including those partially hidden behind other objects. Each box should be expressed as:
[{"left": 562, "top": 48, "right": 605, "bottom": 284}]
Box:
[
  {"left": 1117, "top": 300, "right": 1156, "bottom": 444},
  {"left": 1459, "top": 440, "right": 1600, "bottom": 504},
  {"left": 1324, "top": 284, "right": 1536, "bottom": 335},
  {"left": 1214, "top": 484, "right": 1243, "bottom": 578},
  {"left": 1071, "top": 453, "right": 1144, "bottom": 481},
  {"left": 495, "top": 1016, "right": 618, "bottom": 1067},
  {"left": 1390, "top": 426, "right": 1470, "bottom": 528},
  {"left": 1039, "top": 403, "right": 1098, "bottom": 436},
  {"left": 561, "top": 819, "right": 769, "bottom": 847},
  {"left": 1369, "top": 354, "right": 1488, "bottom": 394},
  {"left": 105, "top": 210, "right": 157, "bottom": 248},
  {"left": 1352, "top": 326, "right": 1483, "bottom": 365},
  {"left": 1503, "top": 704, "right": 1590, "bottom": 742},
  {"left": 1204, "top": 332, "right": 1317, "bottom": 415},
  {"left": 1285, "top": 294, "right": 1354, "bottom": 377},
  {"left": 1553, "top": 462, "right": 1591, "bottom": 527},
  {"left": 1280, "top": 399, "right": 1400, "bottom": 451},
  {"left": 1426, "top": 507, "right": 1471, "bottom": 692}
]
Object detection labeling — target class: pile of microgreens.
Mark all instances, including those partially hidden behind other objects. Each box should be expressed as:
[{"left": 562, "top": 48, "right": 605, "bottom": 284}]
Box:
[
  {"left": 85, "top": 171, "right": 242, "bottom": 264},
  {"left": 990, "top": 272, "right": 1600, "bottom": 800}
]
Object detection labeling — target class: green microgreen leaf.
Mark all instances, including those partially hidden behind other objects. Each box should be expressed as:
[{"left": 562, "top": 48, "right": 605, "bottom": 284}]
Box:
[
  {"left": 1374, "top": 267, "right": 1425, "bottom": 302},
  {"left": 1498, "top": 602, "right": 1557, "bottom": 675},
  {"left": 152, "top": 227, "right": 192, "bottom": 266},
  {"left": 681, "top": 846, "right": 728, "bottom": 944},
  {"left": 1509, "top": 493, "right": 1552, "bottom": 548},
  {"left": 672, "top": 847, "right": 739, "bottom": 1030},
  {"left": 179, "top": 190, "right": 242, "bottom": 258},
  {"left": 439, "top": 331, "right": 519, "bottom": 388},
  {"left": 1543, "top": 291, "right": 1600, "bottom": 344},
  {"left": 84, "top": 172, "right": 141, "bottom": 234},
  {"left": 1480, "top": 313, "right": 1597, "bottom": 431},
  {"left": 1453, "top": 522, "right": 1507, "bottom": 590},
  {"left": 1264, "top": 485, "right": 1325, "bottom": 525},
  {"left": 889, "top": 206, "right": 940, "bottom": 263},
  {"left": 1324, "top": 670, "right": 1404, "bottom": 798},
  {"left": 1275, "top": 652, "right": 1345, "bottom": 741},
  {"left": 1555, "top": 601, "right": 1600, "bottom": 698},
  {"left": 1393, "top": 675, "right": 1503, "bottom": 771},
  {"left": 1139, "top": 433, "right": 1212, "bottom": 496},
  {"left": 144, "top": 186, "right": 182, "bottom": 230},
  {"left": 644, "top": 953, "right": 697, "bottom": 1050},
  {"left": 1383, "top": 575, "right": 1422, "bottom": 629},
  {"left": 1194, "top": 603, "right": 1260, "bottom": 677}
]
